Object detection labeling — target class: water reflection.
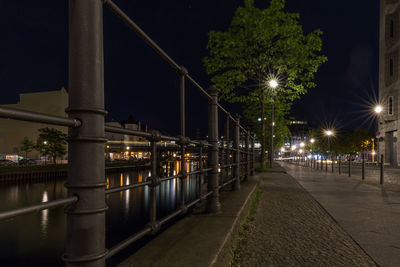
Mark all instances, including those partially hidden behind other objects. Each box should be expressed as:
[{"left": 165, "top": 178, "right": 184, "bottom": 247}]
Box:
[
  {"left": 41, "top": 191, "right": 49, "bottom": 238},
  {"left": 0, "top": 161, "right": 201, "bottom": 266}
]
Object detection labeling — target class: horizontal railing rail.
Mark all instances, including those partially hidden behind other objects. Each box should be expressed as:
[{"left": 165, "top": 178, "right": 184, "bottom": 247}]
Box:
[
  {"left": 0, "top": 1, "right": 257, "bottom": 266},
  {"left": 0, "top": 196, "right": 78, "bottom": 221},
  {"left": 0, "top": 106, "right": 81, "bottom": 127}
]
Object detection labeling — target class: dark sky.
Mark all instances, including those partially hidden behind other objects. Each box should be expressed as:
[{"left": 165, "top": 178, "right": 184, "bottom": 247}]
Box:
[{"left": 0, "top": 0, "right": 379, "bottom": 138}]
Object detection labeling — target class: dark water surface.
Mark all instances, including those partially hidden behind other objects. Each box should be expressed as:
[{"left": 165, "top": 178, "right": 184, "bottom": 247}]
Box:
[{"left": 0, "top": 161, "right": 201, "bottom": 266}]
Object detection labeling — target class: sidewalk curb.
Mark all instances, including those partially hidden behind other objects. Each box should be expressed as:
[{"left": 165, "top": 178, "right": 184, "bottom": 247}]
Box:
[{"left": 212, "top": 177, "right": 259, "bottom": 266}]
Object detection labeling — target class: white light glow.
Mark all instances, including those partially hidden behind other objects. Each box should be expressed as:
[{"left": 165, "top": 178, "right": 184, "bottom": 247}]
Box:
[
  {"left": 269, "top": 79, "right": 278, "bottom": 89},
  {"left": 375, "top": 105, "right": 383, "bottom": 114}
]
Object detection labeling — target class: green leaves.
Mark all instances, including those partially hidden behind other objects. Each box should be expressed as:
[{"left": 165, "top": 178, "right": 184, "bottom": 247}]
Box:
[
  {"left": 204, "top": 0, "right": 327, "bottom": 105},
  {"left": 203, "top": 0, "right": 326, "bottom": 160},
  {"left": 36, "top": 127, "right": 67, "bottom": 163}
]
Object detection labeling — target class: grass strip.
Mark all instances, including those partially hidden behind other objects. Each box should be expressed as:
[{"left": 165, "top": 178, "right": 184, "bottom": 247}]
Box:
[{"left": 231, "top": 188, "right": 261, "bottom": 266}]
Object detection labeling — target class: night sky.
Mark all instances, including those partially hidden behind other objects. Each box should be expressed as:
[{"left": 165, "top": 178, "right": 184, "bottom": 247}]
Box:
[{"left": 0, "top": 0, "right": 379, "bottom": 138}]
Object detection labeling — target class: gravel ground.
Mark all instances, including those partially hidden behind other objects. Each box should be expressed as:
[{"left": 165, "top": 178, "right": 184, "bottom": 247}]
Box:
[{"left": 235, "top": 171, "right": 377, "bottom": 267}]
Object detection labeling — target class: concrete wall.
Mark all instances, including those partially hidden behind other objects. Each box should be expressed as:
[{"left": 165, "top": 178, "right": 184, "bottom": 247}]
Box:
[{"left": 0, "top": 88, "right": 68, "bottom": 159}]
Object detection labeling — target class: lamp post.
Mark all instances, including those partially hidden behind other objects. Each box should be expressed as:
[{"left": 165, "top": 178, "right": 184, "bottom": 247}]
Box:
[
  {"left": 310, "top": 138, "right": 315, "bottom": 167},
  {"left": 324, "top": 130, "right": 334, "bottom": 167},
  {"left": 268, "top": 79, "right": 278, "bottom": 168},
  {"left": 374, "top": 105, "right": 382, "bottom": 164}
]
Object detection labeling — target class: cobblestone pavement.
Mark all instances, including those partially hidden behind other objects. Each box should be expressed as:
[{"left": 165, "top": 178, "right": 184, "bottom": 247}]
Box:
[
  {"left": 236, "top": 169, "right": 376, "bottom": 267},
  {"left": 283, "top": 162, "right": 400, "bottom": 267}
]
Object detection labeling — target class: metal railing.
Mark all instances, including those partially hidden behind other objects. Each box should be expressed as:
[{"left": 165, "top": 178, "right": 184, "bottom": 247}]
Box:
[{"left": 0, "top": 1, "right": 256, "bottom": 266}]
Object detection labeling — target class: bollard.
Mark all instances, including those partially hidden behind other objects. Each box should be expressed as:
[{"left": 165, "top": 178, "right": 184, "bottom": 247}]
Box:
[
  {"left": 362, "top": 154, "right": 365, "bottom": 181},
  {"left": 339, "top": 157, "right": 341, "bottom": 175},
  {"left": 325, "top": 158, "right": 328, "bottom": 172},
  {"left": 206, "top": 87, "right": 221, "bottom": 213},
  {"left": 348, "top": 156, "right": 351, "bottom": 177},
  {"left": 380, "top": 154, "right": 384, "bottom": 184},
  {"left": 321, "top": 157, "right": 323, "bottom": 171}
]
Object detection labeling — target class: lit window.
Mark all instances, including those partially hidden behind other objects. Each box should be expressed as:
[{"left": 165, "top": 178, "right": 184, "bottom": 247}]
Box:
[{"left": 388, "top": 96, "right": 394, "bottom": 115}]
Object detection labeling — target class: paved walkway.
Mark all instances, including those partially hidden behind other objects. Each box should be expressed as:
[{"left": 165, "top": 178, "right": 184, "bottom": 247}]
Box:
[
  {"left": 237, "top": 166, "right": 376, "bottom": 266},
  {"left": 282, "top": 162, "right": 400, "bottom": 267}
]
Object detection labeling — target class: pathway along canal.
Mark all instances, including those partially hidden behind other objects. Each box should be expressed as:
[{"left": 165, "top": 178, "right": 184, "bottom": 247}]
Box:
[{"left": 0, "top": 161, "right": 204, "bottom": 266}]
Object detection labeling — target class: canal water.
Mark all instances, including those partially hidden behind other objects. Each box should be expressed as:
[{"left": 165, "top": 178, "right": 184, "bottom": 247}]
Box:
[{"left": 0, "top": 161, "right": 201, "bottom": 266}]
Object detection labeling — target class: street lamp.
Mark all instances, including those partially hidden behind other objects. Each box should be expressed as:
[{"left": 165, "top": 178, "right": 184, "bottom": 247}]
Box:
[
  {"left": 268, "top": 78, "right": 279, "bottom": 168},
  {"left": 310, "top": 138, "right": 315, "bottom": 162},
  {"left": 324, "top": 129, "right": 334, "bottom": 163},
  {"left": 374, "top": 105, "right": 383, "bottom": 114},
  {"left": 374, "top": 105, "right": 382, "bottom": 163}
]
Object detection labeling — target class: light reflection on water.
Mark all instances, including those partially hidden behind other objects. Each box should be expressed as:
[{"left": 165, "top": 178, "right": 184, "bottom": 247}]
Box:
[
  {"left": 41, "top": 191, "right": 49, "bottom": 238},
  {"left": 0, "top": 161, "right": 202, "bottom": 266}
]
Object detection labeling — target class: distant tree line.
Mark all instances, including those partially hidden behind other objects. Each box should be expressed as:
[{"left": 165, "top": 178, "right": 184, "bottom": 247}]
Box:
[{"left": 19, "top": 127, "right": 67, "bottom": 164}]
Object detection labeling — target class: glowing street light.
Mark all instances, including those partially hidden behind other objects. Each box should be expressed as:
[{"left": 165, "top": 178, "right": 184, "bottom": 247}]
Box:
[
  {"left": 374, "top": 105, "right": 383, "bottom": 114},
  {"left": 325, "top": 130, "right": 334, "bottom": 136},
  {"left": 43, "top": 141, "right": 48, "bottom": 145},
  {"left": 300, "top": 142, "right": 305, "bottom": 148},
  {"left": 299, "top": 149, "right": 303, "bottom": 154},
  {"left": 280, "top": 147, "right": 285, "bottom": 152},
  {"left": 269, "top": 79, "right": 279, "bottom": 89},
  {"left": 310, "top": 138, "right": 315, "bottom": 144}
]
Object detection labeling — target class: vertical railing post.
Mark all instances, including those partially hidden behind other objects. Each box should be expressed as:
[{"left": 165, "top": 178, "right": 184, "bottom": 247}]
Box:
[
  {"left": 64, "top": 0, "right": 107, "bottom": 265},
  {"left": 225, "top": 116, "right": 230, "bottom": 182},
  {"left": 148, "top": 132, "right": 161, "bottom": 234},
  {"left": 233, "top": 115, "right": 241, "bottom": 190},
  {"left": 380, "top": 154, "right": 384, "bottom": 184},
  {"left": 251, "top": 136, "right": 255, "bottom": 176},
  {"left": 245, "top": 130, "right": 250, "bottom": 181},
  {"left": 331, "top": 156, "right": 334, "bottom": 173},
  {"left": 206, "top": 87, "right": 221, "bottom": 213},
  {"left": 198, "top": 143, "right": 204, "bottom": 199},
  {"left": 179, "top": 66, "right": 188, "bottom": 212},
  {"left": 339, "top": 156, "right": 342, "bottom": 175}
]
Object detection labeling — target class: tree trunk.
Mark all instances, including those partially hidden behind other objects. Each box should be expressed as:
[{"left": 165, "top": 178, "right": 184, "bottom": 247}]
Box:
[{"left": 260, "top": 90, "right": 266, "bottom": 168}]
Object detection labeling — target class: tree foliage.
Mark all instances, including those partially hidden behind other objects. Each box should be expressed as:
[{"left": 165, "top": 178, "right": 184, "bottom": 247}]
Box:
[
  {"left": 20, "top": 137, "right": 34, "bottom": 159},
  {"left": 306, "top": 128, "right": 374, "bottom": 156},
  {"left": 203, "top": 0, "right": 327, "bottom": 103},
  {"left": 203, "top": 0, "right": 327, "bottom": 165},
  {"left": 36, "top": 127, "right": 67, "bottom": 164}
]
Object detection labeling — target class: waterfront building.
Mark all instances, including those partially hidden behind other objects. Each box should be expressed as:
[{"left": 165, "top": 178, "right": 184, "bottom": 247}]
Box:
[
  {"left": 378, "top": 0, "right": 400, "bottom": 165},
  {"left": 0, "top": 88, "right": 68, "bottom": 160}
]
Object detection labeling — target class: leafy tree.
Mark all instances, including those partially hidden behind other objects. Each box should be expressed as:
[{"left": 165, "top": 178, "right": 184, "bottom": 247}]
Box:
[
  {"left": 204, "top": 0, "right": 327, "bottom": 166},
  {"left": 36, "top": 127, "right": 67, "bottom": 164},
  {"left": 20, "top": 137, "right": 35, "bottom": 159},
  {"left": 332, "top": 128, "right": 374, "bottom": 156}
]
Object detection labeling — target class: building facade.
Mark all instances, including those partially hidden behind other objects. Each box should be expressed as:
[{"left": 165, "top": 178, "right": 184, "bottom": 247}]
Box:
[
  {"left": 0, "top": 88, "right": 68, "bottom": 159},
  {"left": 379, "top": 0, "right": 400, "bottom": 165}
]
